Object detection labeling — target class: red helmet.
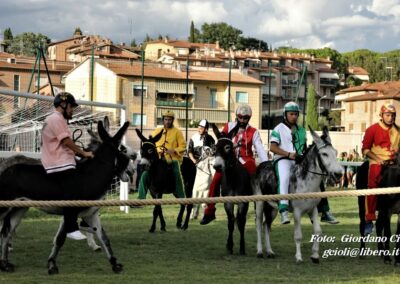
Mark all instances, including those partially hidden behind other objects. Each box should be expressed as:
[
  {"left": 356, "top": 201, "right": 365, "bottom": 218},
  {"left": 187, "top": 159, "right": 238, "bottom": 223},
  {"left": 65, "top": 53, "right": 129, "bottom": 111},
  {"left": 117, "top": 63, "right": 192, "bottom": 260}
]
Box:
[{"left": 380, "top": 103, "right": 396, "bottom": 115}]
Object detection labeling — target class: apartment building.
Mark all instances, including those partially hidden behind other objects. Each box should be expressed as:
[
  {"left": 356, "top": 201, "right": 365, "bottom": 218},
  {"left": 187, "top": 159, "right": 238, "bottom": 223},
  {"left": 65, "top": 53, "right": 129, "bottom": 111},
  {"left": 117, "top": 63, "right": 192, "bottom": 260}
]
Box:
[{"left": 64, "top": 59, "right": 263, "bottom": 128}]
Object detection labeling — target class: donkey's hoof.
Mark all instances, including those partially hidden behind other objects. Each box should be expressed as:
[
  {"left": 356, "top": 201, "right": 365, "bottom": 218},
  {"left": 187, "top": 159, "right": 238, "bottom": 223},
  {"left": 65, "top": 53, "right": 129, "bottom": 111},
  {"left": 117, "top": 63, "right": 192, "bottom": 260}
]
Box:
[
  {"left": 311, "top": 257, "right": 320, "bottom": 264},
  {"left": 160, "top": 227, "right": 167, "bottom": 233},
  {"left": 0, "top": 262, "right": 15, "bottom": 272},
  {"left": 48, "top": 265, "right": 59, "bottom": 275},
  {"left": 256, "top": 253, "right": 263, "bottom": 258},
  {"left": 295, "top": 258, "right": 303, "bottom": 264},
  {"left": 384, "top": 257, "right": 392, "bottom": 264},
  {"left": 266, "top": 252, "right": 276, "bottom": 259},
  {"left": 240, "top": 249, "right": 246, "bottom": 255},
  {"left": 112, "top": 263, "right": 123, "bottom": 273},
  {"left": 181, "top": 223, "right": 189, "bottom": 230},
  {"left": 149, "top": 226, "right": 156, "bottom": 233}
]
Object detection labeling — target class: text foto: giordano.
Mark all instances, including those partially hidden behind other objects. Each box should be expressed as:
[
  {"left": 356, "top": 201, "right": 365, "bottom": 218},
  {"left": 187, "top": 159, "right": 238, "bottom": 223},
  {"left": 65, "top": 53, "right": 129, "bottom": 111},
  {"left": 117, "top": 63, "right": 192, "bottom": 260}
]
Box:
[{"left": 341, "top": 234, "right": 400, "bottom": 243}]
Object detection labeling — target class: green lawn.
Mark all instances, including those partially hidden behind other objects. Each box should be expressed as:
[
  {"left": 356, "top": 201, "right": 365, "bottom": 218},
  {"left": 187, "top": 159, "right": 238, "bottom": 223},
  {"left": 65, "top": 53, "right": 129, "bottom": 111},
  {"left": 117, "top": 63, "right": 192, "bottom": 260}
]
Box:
[{"left": 1, "top": 193, "right": 400, "bottom": 283}]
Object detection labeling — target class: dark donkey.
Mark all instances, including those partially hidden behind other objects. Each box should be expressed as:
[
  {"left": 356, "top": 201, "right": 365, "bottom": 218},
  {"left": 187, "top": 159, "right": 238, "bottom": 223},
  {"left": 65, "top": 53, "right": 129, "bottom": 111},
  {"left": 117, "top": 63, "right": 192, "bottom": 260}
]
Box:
[
  {"left": 211, "top": 123, "right": 251, "bottom": 255},
  {"left": 0, "top": 120, "right": 130, "bottom": 274},
  {"left": 356, "top": 152, "right": 400, "bottom": 265},
  {"left": 135, "top": 129, "right": 196, "bottom": 232}
]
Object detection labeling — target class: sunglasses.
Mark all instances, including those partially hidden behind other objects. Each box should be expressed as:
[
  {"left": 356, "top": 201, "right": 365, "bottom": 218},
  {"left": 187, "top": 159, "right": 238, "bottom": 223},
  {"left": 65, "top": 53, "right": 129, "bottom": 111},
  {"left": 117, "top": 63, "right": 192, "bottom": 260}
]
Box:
[{"left": 237, "top": 114, "right": 250, "bottom": 120}]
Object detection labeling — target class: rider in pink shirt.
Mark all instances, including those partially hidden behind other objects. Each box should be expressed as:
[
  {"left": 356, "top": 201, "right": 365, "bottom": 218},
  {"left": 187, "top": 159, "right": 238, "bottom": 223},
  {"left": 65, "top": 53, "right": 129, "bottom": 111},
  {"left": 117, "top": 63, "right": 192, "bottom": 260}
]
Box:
[{"left": 41, "top": 92, "right": 94, "bottom": 240}]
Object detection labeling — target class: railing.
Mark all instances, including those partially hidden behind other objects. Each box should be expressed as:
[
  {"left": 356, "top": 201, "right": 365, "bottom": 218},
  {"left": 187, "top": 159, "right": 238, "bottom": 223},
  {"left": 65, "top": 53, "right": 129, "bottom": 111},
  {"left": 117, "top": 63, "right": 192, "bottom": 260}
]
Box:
[
  {"left": 156, "top": 106, "right": 230, "bottom": 123},
  {"left": 320, "top": 79, "right": 338, "bottom": 86},
  {"left": 156, "top": 100, "right": 193, "bottom": 107}
]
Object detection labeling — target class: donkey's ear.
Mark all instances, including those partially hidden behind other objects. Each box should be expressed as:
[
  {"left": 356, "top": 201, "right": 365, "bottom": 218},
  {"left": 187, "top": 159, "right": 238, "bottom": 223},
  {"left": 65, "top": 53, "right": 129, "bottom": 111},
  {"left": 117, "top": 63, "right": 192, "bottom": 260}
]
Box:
[
  {"left": 135, "top": 128, "right": 148, "bottom": 142},
  {"left": 308, "top": 125, "right": 321, "bottom": 144},
  {"left": 151, "top": 129, "right": 164, "bottom": 143},
  {"left": 113, "top": 121, "right": 130, "bottom": 144},
  {"left": 227, "top": 123, "right": 239, "bottom": 139},
  {"left": 103, "top": 116, "right": 110, "bottom": 132},
  {"left": 321, "top": 126, "right": 331, "bottom": 143},
  {"left": 98, "top": 121, "right": 111, "bottom": 141},
  {"left": 211, "top": 123, "right": 221, "bottom": 139}
]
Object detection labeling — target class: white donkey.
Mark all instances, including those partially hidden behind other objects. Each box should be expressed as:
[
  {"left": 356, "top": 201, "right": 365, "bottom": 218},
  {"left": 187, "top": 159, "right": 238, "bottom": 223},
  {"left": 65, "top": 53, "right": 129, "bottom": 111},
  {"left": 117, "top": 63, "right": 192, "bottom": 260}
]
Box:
[
  {"left": 290, "top": 127, "right": 343, "bottom": 263},
  {"left": 190, "top": 146, "right": 215, "bottom": 219}
]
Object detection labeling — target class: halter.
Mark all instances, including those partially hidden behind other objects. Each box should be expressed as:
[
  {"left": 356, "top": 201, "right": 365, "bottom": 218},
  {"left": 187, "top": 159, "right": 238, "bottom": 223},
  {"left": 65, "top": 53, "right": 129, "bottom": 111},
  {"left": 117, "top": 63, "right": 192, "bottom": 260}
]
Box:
[{"left": 305, "top": 142, "right": 331, "bottom": 176}]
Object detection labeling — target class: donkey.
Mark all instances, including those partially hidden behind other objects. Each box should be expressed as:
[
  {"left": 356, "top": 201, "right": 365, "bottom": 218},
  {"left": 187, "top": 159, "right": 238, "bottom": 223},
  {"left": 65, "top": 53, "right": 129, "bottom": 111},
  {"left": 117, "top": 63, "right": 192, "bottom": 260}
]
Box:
[
  {"left": 0, "top": 120, "right": 130, "bottom": 274},
  {"left": 211, "top": 123, "right": 251, "bottom": 255},
  {"left": 252, "top": 161, "right": 278, "bottom": 258},
  {"left": 356, "top": 152, "right": 400, "bottom": 265},
  {"left": 191, "top": 146, "right": 215, "bottom": 220},
  {"left": 135, "top": 129, "right": 196, "bottom": 232},
  {"left": 290, "top": 127, "right": 343, "bottom": 263}
]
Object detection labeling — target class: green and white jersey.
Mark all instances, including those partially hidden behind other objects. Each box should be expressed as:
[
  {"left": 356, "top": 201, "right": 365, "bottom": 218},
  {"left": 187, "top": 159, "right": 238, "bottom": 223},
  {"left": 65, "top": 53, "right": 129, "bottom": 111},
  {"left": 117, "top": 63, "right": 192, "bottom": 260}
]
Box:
[{"left": 270, "top": 122, "right": 306, "bottom": 160}]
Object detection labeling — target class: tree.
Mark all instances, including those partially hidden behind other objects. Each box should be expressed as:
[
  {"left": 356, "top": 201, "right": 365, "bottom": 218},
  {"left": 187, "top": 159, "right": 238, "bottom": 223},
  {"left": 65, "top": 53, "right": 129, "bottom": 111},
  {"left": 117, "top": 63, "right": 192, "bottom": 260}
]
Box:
[
  {"left": 7, "top": 32, "right": 51, "bottom": 56},
  {"left": 74, "top": 27, "right": 83, "bottom": 36},
  {"left": 305, "top": 83, "right": 318, "bottom": 130},
  {"left": 198, "top": 22, "right": 243, "bottom": 50},
  {"left": 188, "top": 21, "right": 196, "bottom": 43},
  {"left": 238, "top": 37, "right": 268, "bottom": 51},
  {"left": 130, "top": 39, "right": 137, "bottom": 47},
  {"left": 2, "top": 27, "right": 13, "bottom": 52}
]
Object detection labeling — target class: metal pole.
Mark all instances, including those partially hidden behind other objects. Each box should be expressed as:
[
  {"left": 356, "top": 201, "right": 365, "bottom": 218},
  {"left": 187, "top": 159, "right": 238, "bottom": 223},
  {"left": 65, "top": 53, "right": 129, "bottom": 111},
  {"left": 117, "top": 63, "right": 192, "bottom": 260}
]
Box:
[
  {"left": 90, "top": 45, "right": 95, "bottom": 101},
  {"left": 40, "top": 47, "right": 55, "bottom": 97},
  {"left": 140, "top": 49, "right": 145, "bottom": 133},
  {"left": 185, "top": 54, "right": 189, "bottom": 141},
  {"left": 268, "top": 60, "right": 272, "bottom": 145},
  {"left": 228, "top": 58, "right": 232, "bottom": 122},
  {"left": 37, "top": 45, "right": 41, "bottom": 94},
  {"left": 303, "top": 65, "right": 308, "bottom": 128}
]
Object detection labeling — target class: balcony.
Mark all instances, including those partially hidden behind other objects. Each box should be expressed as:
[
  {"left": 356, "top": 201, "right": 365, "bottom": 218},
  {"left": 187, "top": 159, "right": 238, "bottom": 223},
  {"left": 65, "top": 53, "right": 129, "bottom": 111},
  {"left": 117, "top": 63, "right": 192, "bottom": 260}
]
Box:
[
  {"left": 156, "top": 106, "right": 230, "bottom": 123},
  {"left": 320, "top": 79, "right": 338, "bottom": 87},
  {"left": 156, "top": 100, "right": 193, "bottom": 108}
]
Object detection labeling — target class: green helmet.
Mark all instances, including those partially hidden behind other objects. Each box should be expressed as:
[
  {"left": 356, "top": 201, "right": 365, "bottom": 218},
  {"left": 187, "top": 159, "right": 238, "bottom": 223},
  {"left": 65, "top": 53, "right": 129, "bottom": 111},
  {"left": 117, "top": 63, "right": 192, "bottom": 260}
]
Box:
[{"left": 283, "top": 101, "right": 300, "bottom": 116}]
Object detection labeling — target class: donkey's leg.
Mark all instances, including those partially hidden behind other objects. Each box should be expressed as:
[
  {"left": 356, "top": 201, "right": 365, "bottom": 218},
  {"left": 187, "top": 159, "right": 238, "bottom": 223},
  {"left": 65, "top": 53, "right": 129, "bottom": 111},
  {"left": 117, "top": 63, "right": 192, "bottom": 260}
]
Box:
[
  {"left": 377, "top": 210, "right": 392, "bottom": 264},
  {"left": 0, "top": 208, "right": 27, "bottom": 272},
  {"left": 237, "top": 202, "right": 249, "bottom": 255},
  {"left": 149, "top": 205, "right": 158, "bottom": 233},
  {"left": 394, "top": 214, "right": 400, "bottom": 266},
  {"left": 81, "top": 214, "right": 101, "bottom": 252},
  {"left": 358, "top": 196, "right": 366, "bottom": 252},
  {"left": 159, "top": 205, "right": 167, "bottom": 232},
  {"left": 310, "top": 207, "right": 321, "bottom": 264},
  {"left": 86, "top": 213, "right": 123, "bottom": 273},
  {"left": 47, "top": 220, "right": 67, "bottom": 275},
  {"left": 264, "top": 204, "right": 277, "bottom": 258},
  {"left": 293, "top": 208, "right": 303, "bottom": 263},
  {"left": 255, "top": 201, "right": 264, "bottom": 257},
  {"left": 224, "top": 203, "right": 235, "bottom": 254},
  {"left": 176, "top": 204, "right": 185, "bottom": 229}
]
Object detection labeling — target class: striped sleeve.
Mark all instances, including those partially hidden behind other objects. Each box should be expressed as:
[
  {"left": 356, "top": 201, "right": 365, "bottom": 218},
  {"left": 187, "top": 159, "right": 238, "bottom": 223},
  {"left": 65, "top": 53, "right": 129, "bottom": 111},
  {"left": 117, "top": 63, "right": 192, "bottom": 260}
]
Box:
[{"left": 270, "top": 129, "right": 280, "bottom": 144}]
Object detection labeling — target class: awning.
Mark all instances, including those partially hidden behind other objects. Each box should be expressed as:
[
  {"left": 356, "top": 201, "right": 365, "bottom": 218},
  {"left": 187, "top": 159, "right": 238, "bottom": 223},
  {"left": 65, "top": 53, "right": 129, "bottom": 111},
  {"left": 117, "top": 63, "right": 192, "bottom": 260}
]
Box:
[{"left": 320, "top": 72, "right": 339, "bottom": 79}]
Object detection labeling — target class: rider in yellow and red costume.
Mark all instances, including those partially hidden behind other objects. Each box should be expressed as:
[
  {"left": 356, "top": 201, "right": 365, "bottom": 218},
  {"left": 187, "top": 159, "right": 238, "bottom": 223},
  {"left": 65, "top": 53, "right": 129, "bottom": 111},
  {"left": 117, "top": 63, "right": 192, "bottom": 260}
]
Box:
[{"left": 362, "top": 103, "right": 400, "bottom": 234}]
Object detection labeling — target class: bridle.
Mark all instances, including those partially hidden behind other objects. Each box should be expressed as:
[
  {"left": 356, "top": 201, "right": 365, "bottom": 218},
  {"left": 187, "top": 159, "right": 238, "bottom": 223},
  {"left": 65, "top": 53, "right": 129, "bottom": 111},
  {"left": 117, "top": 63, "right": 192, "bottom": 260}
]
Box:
[{"left": 305, "top": 142, "right": 331, "bottom": 176}]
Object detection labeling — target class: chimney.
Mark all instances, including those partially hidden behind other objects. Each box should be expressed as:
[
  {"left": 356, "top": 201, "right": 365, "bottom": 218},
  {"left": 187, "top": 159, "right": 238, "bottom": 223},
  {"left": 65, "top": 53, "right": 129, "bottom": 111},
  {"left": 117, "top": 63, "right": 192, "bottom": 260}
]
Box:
[{"left": 215, "top": 41, "right": 220, "bottom": 49}]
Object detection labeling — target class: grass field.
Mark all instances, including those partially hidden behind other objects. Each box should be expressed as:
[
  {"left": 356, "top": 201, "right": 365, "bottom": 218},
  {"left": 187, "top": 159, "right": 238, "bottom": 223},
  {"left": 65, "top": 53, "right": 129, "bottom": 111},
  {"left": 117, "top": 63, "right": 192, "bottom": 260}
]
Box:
[{"left": 1, "top": 192, "right": 400, "bottom": 283}]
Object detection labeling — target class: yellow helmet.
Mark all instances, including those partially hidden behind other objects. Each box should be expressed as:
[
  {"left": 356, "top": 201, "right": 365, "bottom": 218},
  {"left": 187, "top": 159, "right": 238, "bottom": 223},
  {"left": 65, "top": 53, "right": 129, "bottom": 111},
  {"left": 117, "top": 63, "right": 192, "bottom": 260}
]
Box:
[{"left": 162, "top": 110, "right": 175, "bottom": 119}]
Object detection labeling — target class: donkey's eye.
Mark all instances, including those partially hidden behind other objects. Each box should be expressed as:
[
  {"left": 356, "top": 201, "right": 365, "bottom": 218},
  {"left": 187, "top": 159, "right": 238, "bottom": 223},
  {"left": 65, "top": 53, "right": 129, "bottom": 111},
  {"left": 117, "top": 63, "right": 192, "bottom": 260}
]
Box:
[
  {"left": 224, "top": 145, "right": 231, "bottom": 152},
  {"left": 321, "top": 153, "right": 328, "bottom": 157},
  {"left": 148, "top": 149, "right": 154, "bottom": 154}
]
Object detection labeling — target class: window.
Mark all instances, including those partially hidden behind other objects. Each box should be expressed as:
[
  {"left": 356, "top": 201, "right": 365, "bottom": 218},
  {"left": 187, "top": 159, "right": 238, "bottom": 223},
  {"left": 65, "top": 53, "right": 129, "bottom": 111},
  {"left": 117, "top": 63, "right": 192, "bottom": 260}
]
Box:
[
  {"left": 348, "top": 123, "right": 354, "bottom": 132},
  {"left": 236, "top": 91, "right": 248, "bottom": 103},
  {"left": 349, "top": 102, "right": 354, "bottom": 114},
  {"left": 133, "top": 85, "right": 147, "bottom": 97},
  {"left": 132, "top": 113, "right": 147, "bottom": 126},
  {"left": 364, "top": 102, "right": 368, "bottom": 112},
  {"left": 13, "top": 75, "right": 20, "bottom": 108},
  {"left": 210, "top": 89, "right": 217, "bottom": 108},
  {"left": 13, "top": 75, "right": 20, "bottom": 92},
  {"left": 361, "top": 123, "right": 366, "bottom": 132}
]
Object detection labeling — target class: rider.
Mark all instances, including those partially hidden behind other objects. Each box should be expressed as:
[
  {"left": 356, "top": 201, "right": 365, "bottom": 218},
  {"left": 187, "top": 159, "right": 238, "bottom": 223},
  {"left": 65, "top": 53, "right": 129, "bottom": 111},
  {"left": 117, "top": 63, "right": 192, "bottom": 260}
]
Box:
[
  {"left": 138, "top": 110, "right": 187, "bottom": 199},
  {"left": 41, "top": 92, "right": 94, "bottom": 240},
  {"left": 362, "top": 103, "right": 400, "bottom": 235},
  {"left": 270, "top": 101, "right": 338, "bottom": 224},
  {"left": 200, "top": 104, "right": 269, "bottom": 225},
  {"left": 187, "top": 119, "right": 215, "bottom": 164}
]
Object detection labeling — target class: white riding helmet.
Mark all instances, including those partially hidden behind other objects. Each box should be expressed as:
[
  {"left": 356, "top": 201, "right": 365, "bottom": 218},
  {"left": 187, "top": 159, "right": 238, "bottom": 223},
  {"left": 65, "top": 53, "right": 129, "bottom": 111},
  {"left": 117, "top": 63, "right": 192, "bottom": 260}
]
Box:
[
  {"left": 283, "top": 101, "right": 300, "bottom": 117},
  {"left": 236, "top": 104, "right": 252, "bottom": 118}
]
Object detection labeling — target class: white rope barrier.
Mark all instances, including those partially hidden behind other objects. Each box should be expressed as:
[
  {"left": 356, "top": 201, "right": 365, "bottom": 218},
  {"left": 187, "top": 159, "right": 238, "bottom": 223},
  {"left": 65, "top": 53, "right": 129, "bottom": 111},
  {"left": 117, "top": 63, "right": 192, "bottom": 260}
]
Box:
[{"left": 1, "top": 187, "right": 400, "bottom": 207}]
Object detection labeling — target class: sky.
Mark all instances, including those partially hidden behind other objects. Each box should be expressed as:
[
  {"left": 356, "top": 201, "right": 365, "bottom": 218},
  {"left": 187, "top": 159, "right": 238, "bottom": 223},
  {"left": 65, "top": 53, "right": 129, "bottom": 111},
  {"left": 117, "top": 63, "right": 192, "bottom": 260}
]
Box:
[{"left": 0, "top": 0, "right": 399, "bottom": 53}]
